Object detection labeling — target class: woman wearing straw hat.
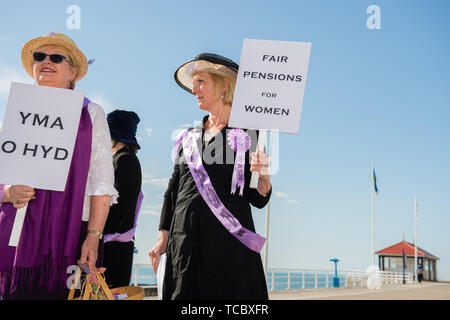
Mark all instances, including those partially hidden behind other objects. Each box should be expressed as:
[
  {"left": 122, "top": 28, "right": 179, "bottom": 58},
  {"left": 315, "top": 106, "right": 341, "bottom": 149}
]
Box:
[
  {"left": 0, "top": 32, "right": 118, "bottom": 299},
  {"left": 149, "top": 53, "right": 272, "bottom": 299}
]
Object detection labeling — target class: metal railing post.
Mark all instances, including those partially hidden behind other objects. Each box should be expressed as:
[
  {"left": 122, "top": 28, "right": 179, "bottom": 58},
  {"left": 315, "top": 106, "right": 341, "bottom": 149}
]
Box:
[
  {"left": 287, "top": 270, "right": 291, "bottom": 290},
  {"left": 134, "top": 264, "right": 139, "bottom": 286},
  {"left": 271, "top": 270, "right": 275, "bottom": 291}
]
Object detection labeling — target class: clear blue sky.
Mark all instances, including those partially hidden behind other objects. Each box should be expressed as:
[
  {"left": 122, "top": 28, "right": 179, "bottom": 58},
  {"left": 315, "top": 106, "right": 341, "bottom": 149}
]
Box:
[{"left": 1, "top": 0, "right": 449, "bottom": 278}]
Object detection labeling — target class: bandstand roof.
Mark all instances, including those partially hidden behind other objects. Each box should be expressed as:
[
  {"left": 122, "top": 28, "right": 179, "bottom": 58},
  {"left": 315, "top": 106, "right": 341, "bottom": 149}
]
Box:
[{"left": 376, "top": 241, "right": 439, "bottom": 260}]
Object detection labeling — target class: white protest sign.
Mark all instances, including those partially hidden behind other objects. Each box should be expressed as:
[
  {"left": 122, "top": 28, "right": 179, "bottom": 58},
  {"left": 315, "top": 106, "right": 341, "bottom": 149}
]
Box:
[
  {"left": 0, "top": 82, "right": 84, "bottom": 191},
  {"left": 229, "top": 38, "right": 311, "bottom": 134},
  {"left": 0, "top": 82, "right": 84, "bottom": 247}
]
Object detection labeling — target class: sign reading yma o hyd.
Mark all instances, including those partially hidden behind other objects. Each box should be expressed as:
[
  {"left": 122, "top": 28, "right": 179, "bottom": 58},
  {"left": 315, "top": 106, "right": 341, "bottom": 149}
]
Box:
[
  {"left": 229, "top": 38, "right": 311, "bottom": 134},
  {"left": 0, "top": 82, "right": 84, "bottom": 191}
]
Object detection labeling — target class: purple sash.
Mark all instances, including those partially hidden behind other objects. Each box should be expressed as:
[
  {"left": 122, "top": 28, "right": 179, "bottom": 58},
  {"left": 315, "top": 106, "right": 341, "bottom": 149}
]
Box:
[
  {"left": 103, "top": 190, "right": 143, "bottom": 243},
  {"left": 181, "top": 128, "right": 266, "bottom": 253},
  {"left": 0, "top": 97, "right": 92, "bottom": 295}
]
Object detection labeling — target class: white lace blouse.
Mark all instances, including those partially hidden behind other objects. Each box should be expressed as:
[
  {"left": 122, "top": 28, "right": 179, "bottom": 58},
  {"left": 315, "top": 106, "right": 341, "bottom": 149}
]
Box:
[
  {"left": 0, "top": 102, "right": 119, "bottom": 221},
  {"left": 82, "top": 102, "right": 118, "bottom": 221}
]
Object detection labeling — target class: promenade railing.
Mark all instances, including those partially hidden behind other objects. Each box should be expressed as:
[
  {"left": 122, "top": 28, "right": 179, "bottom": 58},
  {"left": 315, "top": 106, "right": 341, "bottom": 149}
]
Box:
[
  {"left": 132, "top": 263, "right": 156, "bottom": 287},
  {"left": 130, "top": 264, "right": 414, "bottom": 290},
  {"left": 265, "top": 268, "right": 414, "bottom": 291}
]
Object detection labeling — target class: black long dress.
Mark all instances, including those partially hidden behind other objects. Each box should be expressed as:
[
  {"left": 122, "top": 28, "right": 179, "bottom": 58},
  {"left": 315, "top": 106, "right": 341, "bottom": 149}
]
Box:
[{"left": 160, "top": 116, "right": 272, "bottom": 300}]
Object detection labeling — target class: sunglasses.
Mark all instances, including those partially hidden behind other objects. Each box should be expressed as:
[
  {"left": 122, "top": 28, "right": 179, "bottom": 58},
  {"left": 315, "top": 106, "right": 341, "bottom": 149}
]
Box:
[{"left": 33, "top": 52, "right": 69, "bottom": 64}]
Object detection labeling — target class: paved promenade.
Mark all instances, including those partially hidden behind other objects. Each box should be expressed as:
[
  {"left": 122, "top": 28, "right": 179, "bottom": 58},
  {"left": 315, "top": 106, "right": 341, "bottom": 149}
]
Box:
[
  {"left": 144, "top": 281, "right": 450, "bottom": 300},
  {"left": 268, "top": 281, "right": 450, "bottom": 300}
]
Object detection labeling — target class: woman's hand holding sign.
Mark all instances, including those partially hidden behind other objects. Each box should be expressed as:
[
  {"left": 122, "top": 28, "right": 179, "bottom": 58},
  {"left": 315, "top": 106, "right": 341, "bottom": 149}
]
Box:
[
  {"left": 250, "top": 151, "right": 271, "bottom": 196},
  {"left": 2, "top": 185, "right": 35, "bottom": 209}
]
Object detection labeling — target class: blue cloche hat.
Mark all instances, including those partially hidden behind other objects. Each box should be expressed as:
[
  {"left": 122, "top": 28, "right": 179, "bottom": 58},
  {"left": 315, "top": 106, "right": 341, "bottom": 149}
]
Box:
[{"left": 107, "top": 109, "right": 141, "bottom": 149}]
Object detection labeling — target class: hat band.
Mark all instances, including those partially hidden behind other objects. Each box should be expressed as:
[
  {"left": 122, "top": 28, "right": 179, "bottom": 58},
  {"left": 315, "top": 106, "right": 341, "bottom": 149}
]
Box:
[{"left": 187, "top": 60, "right": 237, "bottom": 79}]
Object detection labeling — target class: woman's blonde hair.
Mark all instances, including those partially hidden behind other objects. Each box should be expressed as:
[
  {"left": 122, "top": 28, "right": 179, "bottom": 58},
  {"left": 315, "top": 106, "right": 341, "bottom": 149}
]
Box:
[{"left": 209, "top": 73, "right": 237, "bottom": 105}]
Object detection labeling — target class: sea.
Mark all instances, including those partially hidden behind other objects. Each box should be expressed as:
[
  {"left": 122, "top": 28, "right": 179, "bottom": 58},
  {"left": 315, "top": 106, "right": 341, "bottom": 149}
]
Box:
[{"left": 130, "top": 266, "right": 346, "bottom": 290}]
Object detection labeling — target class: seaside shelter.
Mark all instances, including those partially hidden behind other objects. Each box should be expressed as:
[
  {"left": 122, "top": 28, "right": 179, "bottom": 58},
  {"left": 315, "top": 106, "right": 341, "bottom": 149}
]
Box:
[{"left": 376, "top": 241, "right": 439, "bottom": 281}]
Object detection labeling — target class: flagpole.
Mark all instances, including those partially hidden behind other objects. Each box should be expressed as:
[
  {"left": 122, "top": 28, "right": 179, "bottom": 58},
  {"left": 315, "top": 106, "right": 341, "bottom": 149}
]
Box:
[
  {"left": 371, "top": 163, "right": 375, "bottom": 268},
  {"left": 414, "top": 195, "right": 418, "bottom": 283}
]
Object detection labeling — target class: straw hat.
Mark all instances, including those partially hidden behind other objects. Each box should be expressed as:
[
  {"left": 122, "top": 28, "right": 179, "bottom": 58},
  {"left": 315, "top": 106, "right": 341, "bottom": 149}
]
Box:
[
  {"left": 174, "top": 53, "right": 239, "bottom": 94},
  {"left": 21, "top": 32, "right": 88, "bottom": 82}
]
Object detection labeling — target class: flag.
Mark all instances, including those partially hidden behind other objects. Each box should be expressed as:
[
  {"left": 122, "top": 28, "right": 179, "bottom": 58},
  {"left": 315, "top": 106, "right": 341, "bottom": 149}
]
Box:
[{"left": 372, "top": 168, "right": 379, "bottom": 194}]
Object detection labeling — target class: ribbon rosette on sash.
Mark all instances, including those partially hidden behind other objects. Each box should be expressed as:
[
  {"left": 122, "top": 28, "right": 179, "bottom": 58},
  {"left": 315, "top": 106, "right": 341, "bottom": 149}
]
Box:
[
  {"left": 227, "top": 128, "right": 251, "bottom": 196},
  {"left": 181, "top": 128, "right": 265, "bottom": 253}
]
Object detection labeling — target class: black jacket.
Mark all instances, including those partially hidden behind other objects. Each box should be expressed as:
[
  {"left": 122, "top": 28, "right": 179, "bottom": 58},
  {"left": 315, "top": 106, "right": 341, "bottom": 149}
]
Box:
[{"left": 104, "top": 146, "right": 142, "bottom": 235}]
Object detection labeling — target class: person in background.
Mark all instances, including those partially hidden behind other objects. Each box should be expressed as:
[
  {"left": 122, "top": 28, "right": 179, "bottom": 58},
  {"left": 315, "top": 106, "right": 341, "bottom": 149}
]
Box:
[
  {"left": 149, "top": 53, "right": 272, "bottom": 299},
  {"left": 0, "top": 32, "right": 118, "bottom": 299},
  {"left": 417, "top": 264, "right": 424, "bottom": 283},
  {"left": 103, "top": 110, "right": 142, "bottom": 288}
]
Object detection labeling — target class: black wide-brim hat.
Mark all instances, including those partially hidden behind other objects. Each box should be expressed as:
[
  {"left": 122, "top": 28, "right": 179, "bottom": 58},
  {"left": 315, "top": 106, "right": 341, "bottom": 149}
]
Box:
[
  {"left": 107, "top": 109, "right": 141, "bottom": 149},
  {"left": 174, "top": 53, "right": 239, "bottom": 94}
]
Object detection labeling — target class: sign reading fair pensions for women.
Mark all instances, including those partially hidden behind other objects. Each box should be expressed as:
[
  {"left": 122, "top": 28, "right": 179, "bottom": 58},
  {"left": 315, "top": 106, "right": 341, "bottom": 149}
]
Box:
[
  {"left": 0, "top": 82, "right": 84, "bottom": 191},
  {"left": 229, "top": 38, "right": 311, "bottom": 134}
]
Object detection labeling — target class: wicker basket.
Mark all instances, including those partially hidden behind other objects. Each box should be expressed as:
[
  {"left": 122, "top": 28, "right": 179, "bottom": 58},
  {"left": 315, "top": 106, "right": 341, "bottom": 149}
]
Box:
[
  {"left": 68, "top": 267, "right": 144, "bottom": 300},
  {"left": 110, "top": 286, "right": 145, "bottom": 300}
]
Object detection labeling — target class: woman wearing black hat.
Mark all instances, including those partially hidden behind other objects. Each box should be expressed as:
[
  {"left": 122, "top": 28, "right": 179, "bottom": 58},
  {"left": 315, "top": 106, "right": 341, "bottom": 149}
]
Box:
[
  {"left": 103, "top": 110, "right": 142, "bottom": 288},
  {"left": 149, "top": 53, "right": 272, "bottom": 299}
]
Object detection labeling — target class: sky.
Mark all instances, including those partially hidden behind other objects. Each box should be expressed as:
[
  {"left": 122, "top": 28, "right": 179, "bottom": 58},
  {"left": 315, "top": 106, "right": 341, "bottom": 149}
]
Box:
[{"left": 0, "top": 0, "right": 449, "bottom": 279}]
